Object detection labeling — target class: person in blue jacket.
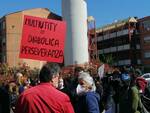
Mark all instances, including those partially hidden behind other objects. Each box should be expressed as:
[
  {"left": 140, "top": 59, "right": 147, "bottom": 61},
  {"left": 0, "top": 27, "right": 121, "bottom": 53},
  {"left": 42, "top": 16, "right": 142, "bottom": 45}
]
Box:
[{"left": 76, "top": 71, "right": 100, "bottom": 113}]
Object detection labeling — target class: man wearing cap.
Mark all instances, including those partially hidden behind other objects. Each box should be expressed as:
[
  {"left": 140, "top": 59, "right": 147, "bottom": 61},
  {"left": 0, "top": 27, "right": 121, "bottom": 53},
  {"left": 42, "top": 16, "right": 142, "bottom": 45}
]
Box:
[{"left": 15, "top": 62, "right": 74, "bottom": 113}]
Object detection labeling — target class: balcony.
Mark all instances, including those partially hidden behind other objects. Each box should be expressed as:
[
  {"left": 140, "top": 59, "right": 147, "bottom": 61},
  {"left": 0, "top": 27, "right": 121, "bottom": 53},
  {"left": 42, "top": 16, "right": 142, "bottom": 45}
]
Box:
[{"left": 97, "top": 29, "right": 129, "bottom": 42}]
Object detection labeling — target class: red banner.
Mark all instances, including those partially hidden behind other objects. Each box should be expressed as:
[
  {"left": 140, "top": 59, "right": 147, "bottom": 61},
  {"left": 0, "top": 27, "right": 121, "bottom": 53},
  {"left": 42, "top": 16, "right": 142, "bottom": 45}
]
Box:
[{"left": 19, "top": 15, "right": 66, "bottom": 63}]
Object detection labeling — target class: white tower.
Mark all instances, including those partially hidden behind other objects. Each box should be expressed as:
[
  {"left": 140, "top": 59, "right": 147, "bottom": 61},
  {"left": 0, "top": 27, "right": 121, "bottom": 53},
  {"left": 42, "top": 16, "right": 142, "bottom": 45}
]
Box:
[{"left": 62, "top": 0, "right": 89, "bottom": 66}]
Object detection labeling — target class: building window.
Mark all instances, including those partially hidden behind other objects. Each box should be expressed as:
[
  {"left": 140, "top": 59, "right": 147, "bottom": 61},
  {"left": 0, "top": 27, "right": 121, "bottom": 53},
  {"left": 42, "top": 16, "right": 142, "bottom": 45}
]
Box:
[
  {"left": 3, "top": 55, "right": 6, "bottom": 62},
  {"left": 116, "top": 38, "right": 123, "bottom": 46},
  {"left": 118, "top": 59, "right": 131, "bottom": 66},
  {"left": 137, "top": 59, "right": 141, "bottom": 64},
  {"left": 144, "top": 52, "right": 150, "bottom": 58},
  {"left": 2, "top": 21, "right": 5, "bottom": 29},
  {"left": 144, "top": 36, "right": 150, "bottom": 43},
  {"left": 0, "top": 23, "right": 2, "bottom": 30},
  {"left": 136, "top": 44, "right": 140, "bottom": 49},
  {"left": 142, "top": 20, "right": 150, "bottom": 31}
]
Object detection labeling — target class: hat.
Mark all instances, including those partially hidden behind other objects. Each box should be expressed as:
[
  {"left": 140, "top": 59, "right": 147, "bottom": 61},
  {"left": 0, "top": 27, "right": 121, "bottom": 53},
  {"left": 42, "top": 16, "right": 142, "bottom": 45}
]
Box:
[
  {"left": 136, "top": 77, "right": 147, "bottom": 83},
  {"left": 136, "top": 77, "right": 147, "bottom": 92}
]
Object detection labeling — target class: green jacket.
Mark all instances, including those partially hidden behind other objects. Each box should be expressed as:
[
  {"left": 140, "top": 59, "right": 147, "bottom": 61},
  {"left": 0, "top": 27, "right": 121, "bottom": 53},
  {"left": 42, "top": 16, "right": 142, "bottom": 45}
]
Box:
[
  {"left": 119, "top": 86, "right": 141, "bottom": 113},
  {"left": 130, "top": 86, "right": 142, "bottom": 113}
]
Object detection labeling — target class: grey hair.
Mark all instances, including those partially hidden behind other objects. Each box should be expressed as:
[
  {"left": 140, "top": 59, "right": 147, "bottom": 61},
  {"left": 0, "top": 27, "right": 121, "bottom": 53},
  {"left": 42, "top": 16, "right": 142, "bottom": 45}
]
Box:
[{"left": 78, "top": 72, "right": 96, "bottom": 91}]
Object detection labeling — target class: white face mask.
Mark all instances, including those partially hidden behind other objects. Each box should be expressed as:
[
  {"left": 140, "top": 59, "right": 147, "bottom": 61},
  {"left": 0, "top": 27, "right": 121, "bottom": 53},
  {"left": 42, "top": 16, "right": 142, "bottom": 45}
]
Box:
[
  {"left": 58, "top": 78, "right": 64, "bottom": 89},
  {"left": 76, "top": 84, "right": 86, "bottom": 95},
  {"left": 139, "top": 89, "right": 143, "bottom": 93}
]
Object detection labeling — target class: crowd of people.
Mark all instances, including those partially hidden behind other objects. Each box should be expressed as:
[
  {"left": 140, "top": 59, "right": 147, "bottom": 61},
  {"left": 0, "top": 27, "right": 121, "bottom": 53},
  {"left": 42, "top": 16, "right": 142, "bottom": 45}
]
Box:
[{"left": 0, "top": 62, "right": 150, "bottom": 113}]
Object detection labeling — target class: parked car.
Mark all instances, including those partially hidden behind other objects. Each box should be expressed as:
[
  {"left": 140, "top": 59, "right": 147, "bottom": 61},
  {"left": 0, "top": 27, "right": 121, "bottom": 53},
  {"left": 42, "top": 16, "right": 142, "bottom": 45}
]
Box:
[{"left": 141, "top": 73, "right": 150, "bottom": 84}]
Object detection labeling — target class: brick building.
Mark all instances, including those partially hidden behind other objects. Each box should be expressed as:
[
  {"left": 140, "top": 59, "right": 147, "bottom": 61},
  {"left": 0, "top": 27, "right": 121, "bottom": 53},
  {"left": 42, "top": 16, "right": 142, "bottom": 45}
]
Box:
[
  {"left": 96, "top": 16, "right": 150, "bottom": 72},
  {"left": 0, "top": 8, "right": 61, "bottom": 68},
  {"left": 96, "top": 17, "right": 141, "bottom": 67},
  {"left": 138, "top": 16, "right": 150, "bottom": 71}
]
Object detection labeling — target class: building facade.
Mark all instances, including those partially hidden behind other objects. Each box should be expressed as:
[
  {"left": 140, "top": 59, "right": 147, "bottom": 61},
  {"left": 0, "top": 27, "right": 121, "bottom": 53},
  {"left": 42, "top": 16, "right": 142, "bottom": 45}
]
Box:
[
  {"left": 96, "top": 16, "right": 150, "bottom": 72},
  {"left": 96, "top": 17, "right": 141, "bottom": 67},
  {"left": 0, "top": 8, "right": 61, "bottom": 68},
  {"left": 138, "top": 16, "right": 150, "bottom": 72}
]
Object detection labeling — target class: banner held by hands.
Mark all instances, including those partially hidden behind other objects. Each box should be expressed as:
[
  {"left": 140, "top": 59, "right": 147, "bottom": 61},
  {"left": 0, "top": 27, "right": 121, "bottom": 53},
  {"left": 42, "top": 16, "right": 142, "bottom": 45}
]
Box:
[{"left": 19, "top": 15, "right": 66, "bottom": 63}]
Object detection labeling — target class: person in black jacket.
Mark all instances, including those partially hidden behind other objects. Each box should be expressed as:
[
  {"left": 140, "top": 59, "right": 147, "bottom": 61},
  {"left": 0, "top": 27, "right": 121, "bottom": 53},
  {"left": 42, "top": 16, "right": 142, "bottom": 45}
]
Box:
[{"left": 0, "top": 83, "right": 10, "bottom": 113}]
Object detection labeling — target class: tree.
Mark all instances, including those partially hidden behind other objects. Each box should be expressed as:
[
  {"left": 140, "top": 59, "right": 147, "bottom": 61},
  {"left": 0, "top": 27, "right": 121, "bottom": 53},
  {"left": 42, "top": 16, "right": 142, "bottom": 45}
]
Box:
[{"left": 99, "top": 54, "right": 115, "bottom": 66}]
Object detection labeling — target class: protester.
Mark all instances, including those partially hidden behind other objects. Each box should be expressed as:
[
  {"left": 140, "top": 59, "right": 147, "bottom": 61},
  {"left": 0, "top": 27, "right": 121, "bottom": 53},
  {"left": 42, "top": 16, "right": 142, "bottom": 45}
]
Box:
[
  {"left": 135, "top": 77, "right": 150, "bottom": 112},
  {"left": 75, "top": 71, "right": 100, "bottom": 113},
  {"left": 101, "top": 73, "right": 115, "bottom": 113},
  {"left": 129, "top": 77, "right": 148, "bottom": 113},
  {"left": 0, "top": 83, "right": 10, "bottom": 113},
  {"left": 16, "top": 72, "right": 25, "bottom": 94},
  {"left": 63, "top": 66, "right": 84, "bottom": 113},
  {"left": 10, "top": 85, "right": 18, "bottom": 112},
  {"left": 119, "top": 73, "right": 132, "bottom": 113},
  {"left": 136, "top": 77, "right": 147, "bottom": 94},
  {"left": 15, "top": 62, "right": 75, "bottom": 113},
  {"left": 119, "top": 74, "right": 146, "bottom": 113}
]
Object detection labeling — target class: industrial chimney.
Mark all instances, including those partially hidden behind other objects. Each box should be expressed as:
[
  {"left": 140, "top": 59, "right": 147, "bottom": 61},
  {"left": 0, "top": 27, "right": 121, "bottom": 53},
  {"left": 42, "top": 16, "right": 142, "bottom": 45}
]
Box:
[{"left": 62, "top": 0, "right": 89, "bottom": 66}]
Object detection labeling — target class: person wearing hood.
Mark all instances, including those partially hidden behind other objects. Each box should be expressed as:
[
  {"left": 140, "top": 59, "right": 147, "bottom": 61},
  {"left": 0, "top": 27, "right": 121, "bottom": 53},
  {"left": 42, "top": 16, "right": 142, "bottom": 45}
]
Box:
[
  {"left": 136, "top": 77, "right": 147, "bottom": 94},
  {"left": 75, "top": 71, "right": 100, "bottom": 113}
]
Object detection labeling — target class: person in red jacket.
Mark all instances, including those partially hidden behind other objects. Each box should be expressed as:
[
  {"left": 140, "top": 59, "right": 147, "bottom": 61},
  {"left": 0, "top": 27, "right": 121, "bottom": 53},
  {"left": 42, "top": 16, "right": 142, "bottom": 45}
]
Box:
[{"left": 15, "top": 62, "right": 75, "bottom": 113}]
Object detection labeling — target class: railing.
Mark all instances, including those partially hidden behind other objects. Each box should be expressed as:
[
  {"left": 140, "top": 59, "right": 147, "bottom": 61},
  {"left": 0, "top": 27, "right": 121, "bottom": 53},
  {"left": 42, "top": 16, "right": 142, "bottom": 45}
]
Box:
[{"left": 97, "top": 29, "right": 129, "bottom": 42}]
